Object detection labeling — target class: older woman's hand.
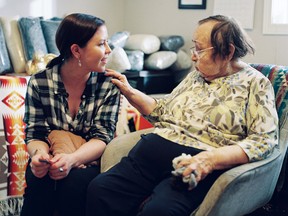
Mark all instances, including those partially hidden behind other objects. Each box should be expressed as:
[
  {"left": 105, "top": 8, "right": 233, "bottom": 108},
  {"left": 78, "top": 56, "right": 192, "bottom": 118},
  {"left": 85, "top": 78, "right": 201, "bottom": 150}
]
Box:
[
  {"left": 173, "top": 151, "right": 215, "bottom": 190},
  {"left": 105, "top": 69, "right": 133, "bottom": 95}
]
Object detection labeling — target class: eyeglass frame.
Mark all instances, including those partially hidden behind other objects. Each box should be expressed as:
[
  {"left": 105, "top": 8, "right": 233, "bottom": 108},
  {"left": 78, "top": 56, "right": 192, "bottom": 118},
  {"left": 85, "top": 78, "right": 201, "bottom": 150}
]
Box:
[{"left": 190, "top": 46, "right": 214, "bottom": 58}]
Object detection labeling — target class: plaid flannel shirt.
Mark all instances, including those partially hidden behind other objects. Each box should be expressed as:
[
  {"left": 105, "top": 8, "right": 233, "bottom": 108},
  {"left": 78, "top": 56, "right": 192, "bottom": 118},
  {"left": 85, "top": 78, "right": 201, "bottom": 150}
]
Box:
[{"left": 24, "top": 64, "right": 121, "bottom": 145}]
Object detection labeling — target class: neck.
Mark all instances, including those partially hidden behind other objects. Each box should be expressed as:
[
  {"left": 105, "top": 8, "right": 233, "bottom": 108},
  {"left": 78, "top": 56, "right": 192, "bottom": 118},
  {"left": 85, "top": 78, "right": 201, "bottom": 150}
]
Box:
[
  {"left": 60, "top": 60, "right": 90, "bottom": 86},
  {"left": 227, "top": 59, "right": 248, "bottom": 74}
]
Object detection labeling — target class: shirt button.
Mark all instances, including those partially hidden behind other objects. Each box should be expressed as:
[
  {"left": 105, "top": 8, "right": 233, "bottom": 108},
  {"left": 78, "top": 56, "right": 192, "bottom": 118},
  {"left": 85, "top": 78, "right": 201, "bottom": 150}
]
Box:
[
  {"left": 82, "top": 95, "right": 86, "bottom": 99},
  {"left": 70, "top": 128, "right": 74, "bottom": 132}
]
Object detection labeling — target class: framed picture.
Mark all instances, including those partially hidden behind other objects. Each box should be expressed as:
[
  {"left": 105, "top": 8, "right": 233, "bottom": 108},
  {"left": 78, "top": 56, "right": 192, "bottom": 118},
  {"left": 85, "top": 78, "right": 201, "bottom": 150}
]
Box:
[{"left": 178, "top": 0, "right": 206, "bottom": 9}]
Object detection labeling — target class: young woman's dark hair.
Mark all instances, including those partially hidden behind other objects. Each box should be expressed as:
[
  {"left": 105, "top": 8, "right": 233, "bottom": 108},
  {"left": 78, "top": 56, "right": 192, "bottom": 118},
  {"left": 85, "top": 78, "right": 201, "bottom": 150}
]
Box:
[
  {"left": 199, "top": 15, "right": 255, "bottom": 61},
  {"left": 47, "top": 13, "right": 105, "bottom": 68}
]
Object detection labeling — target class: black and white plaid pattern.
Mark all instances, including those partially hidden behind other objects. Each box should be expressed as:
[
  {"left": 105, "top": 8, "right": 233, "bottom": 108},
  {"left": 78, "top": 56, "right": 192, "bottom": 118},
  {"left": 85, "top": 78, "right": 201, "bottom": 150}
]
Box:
[{"left": 24, "top": 65, "right": 121, "bottom": 145}]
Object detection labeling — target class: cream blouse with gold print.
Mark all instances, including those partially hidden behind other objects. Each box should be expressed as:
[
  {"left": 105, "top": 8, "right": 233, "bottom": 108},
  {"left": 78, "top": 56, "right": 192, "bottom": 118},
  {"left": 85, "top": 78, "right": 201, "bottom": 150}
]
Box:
[{"left": 147, "top": 66, "right": 279, "bottom": 162}]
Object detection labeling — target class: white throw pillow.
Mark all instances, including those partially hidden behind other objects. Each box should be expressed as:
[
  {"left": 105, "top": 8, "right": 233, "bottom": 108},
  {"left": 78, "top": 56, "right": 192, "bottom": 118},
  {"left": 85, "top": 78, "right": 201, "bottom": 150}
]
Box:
[
  {"left": 0, "top": 16, "right": 26, "bottom": 73},
  {"left": 170, "top": 49, "right": 192, "bottom": 71},
  {"left": 144, "top": 51, "right": 177, "bottom": 70},
  {"left": 124, "top": 34, "right": 160, "bottom": 54},
  {"left": 106, "top": 47, "right": 131, "bottom": 72}
]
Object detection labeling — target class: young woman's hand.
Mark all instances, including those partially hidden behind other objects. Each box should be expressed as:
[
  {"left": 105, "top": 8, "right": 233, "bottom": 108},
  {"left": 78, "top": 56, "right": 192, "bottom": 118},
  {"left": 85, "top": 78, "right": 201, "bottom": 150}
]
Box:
[
  {"left": 30, "top": 151, "right": 51, "bottom": 178},
  {"left": 48, "top": 153, "right": 74, "bottom": 180}
]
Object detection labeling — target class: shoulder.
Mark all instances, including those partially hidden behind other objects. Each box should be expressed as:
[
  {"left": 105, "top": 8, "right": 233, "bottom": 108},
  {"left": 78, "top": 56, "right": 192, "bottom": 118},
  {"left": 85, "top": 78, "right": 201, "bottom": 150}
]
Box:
[
  {"left": 28, "top": 66, "right": 56, "bottom": 91},
  {"left": 241, "top": 65, "right": 272, "bottom": 85}
]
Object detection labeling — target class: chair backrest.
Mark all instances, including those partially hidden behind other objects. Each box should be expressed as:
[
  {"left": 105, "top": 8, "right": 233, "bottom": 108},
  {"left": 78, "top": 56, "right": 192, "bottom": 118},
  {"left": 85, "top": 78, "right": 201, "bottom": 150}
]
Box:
[
  {"left": 250, "top": 64, "right": 288, "bottom": 130},
  {"left": 250, "top": 63, "right": 288, "bottom": 190}
]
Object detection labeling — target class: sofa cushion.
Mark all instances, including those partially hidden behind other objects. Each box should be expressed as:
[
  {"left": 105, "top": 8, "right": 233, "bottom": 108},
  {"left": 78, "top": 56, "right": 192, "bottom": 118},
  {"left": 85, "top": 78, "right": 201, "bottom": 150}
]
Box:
[
  {"left": 0, "top": 16, "right": 26, "bottom": 73},
  {"left": 0, "top": 22, "right": 12, "bottom": 74},
  {"left": 18, "top": 17, "right": 48, "bottom": 61},
  {"left": 40, "top": 19, "right": 61, "bottom": 55}
]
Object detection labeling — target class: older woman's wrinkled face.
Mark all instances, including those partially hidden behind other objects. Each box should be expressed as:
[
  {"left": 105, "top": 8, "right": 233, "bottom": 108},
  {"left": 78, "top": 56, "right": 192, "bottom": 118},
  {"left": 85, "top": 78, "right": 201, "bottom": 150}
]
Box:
[{"left": 191, "top": 21, "right": 228, "bottom": 81}]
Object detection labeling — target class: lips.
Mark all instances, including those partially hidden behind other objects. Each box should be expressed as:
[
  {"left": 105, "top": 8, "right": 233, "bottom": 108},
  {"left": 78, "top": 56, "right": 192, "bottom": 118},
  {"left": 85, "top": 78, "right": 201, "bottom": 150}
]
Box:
[{"left": 101, "top": 58, "right": 108, "bottom": 64}]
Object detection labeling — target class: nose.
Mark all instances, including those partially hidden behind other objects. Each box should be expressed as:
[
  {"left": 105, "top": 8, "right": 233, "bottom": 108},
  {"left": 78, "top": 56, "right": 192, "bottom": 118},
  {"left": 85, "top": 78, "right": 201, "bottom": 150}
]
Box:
[
  {"left": 191, "top": 52, "right": 198, "bottom": 62},
  {"left": 105, "top": 41, "right": 112, "bottom": 54}
]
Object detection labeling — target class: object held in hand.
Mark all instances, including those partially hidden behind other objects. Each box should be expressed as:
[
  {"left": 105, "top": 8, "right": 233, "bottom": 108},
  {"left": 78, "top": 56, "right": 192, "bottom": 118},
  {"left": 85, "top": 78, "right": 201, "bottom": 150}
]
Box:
[
  {"left": 171, "top": 153, "right": 198, "bottom": 190},
  {"left": 59, "top": 167, "right": 64, "bottom": 172},
  {"left": 39, "top": 159, "right": 51, "bottom": 164},
  {"left": 171, "top": 165, "right": 198, "bottom": 190}
]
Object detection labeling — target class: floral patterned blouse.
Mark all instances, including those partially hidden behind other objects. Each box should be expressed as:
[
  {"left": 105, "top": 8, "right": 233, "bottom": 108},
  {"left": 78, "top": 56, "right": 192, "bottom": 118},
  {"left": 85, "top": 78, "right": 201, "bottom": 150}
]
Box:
[{"left": 147, "top": 66, "right": 279, "bottom": 162}]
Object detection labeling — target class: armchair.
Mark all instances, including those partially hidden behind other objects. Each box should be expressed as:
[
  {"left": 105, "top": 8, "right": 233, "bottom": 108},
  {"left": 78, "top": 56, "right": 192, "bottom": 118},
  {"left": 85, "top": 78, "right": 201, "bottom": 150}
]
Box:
[{"left": 100, "top": 63, "right": 288, "bottom": 216}]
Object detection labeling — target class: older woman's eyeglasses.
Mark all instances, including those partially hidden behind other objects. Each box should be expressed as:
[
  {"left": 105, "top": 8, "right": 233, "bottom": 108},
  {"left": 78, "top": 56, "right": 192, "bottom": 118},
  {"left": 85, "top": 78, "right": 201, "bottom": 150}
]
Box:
[{"left": 190, "top": 46, "right": 214, "bottom": 58}]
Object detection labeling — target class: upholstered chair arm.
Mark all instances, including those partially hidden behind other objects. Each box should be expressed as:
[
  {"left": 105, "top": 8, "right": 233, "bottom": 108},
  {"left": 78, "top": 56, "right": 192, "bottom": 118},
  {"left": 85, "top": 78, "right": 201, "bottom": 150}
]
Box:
[
  {"left": 191, "top": 147, "right": 283, "bottom": 216},
  {"left": 101, "top": 128, "right": 154, "bottom": 173}
]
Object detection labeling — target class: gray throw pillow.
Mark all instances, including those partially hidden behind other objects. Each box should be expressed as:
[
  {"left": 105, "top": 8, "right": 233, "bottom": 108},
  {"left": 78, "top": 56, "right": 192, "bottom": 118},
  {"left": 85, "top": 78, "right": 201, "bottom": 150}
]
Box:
[
  {"left": 18, "top": 17, "right": 48, "bottom": 61},
  {"left": 41, "top": 19, "right": 61, "bottom": 55},
  {"left": 159, "top": 35, "right": 184, "bottom": 52},
  {"left": 0, "top": 22, "right": 12, "bottom": 74}
]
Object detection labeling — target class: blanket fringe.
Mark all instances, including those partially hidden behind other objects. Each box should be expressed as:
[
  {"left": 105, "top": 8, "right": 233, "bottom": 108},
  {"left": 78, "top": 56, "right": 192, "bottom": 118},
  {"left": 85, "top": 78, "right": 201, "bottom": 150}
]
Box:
[{"left": 0, "top": 196, "right": 23, "bottom": 216}]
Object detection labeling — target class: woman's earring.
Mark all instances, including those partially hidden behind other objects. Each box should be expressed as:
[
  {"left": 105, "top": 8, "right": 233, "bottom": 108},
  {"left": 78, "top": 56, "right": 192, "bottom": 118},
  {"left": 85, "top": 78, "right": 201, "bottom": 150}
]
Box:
[{"left": 78, "top": 58, "right": 82, "bottom": 67}]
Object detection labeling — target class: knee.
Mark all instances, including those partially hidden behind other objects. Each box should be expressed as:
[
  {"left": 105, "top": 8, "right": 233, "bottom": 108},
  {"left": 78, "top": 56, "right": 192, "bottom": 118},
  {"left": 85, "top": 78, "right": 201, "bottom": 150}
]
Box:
[{"left": 87, "top": 174, "right": 107, "bottom": 199}]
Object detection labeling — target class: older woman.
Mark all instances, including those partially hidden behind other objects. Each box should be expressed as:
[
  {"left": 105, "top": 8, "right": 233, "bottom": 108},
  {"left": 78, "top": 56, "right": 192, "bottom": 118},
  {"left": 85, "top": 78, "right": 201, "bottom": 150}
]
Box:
[{"left": 86, "top": 15, "right": 278, "bottom": 216}]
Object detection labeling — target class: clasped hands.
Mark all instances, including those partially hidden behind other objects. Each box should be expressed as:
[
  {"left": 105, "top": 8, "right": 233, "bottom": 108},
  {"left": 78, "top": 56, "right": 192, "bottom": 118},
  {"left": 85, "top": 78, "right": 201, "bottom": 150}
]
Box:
[
  {"left": 172, "top": 151, "right": 215, "bottom": 190},
  {"left": 30, "top": 150, "right": 72, "bottom": 180}
]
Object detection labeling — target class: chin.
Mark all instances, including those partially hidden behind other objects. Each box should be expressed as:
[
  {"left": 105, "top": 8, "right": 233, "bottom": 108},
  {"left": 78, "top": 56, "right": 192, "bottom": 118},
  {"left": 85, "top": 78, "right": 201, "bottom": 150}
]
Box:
[{"left": 95, "top": 66, "right": 106, "bottom": 73}]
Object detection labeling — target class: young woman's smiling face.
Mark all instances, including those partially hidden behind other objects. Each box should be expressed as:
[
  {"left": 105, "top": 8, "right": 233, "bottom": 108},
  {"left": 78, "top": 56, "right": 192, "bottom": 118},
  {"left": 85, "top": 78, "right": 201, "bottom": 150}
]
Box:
[{"left": 79, "top": 25, "right": 111, "bottom": 73}]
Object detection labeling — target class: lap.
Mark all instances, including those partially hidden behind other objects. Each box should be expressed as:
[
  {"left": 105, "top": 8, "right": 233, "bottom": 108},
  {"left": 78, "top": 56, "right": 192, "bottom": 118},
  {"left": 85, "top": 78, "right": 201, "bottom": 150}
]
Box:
[
  {"left": 87, "top": 134, "right": 222, "bottom": 216},
  {"left": 139, "top": 169, "right": 224, "bottom": 216},
  {"left": 22, "top": 164, "right": 100, "bottom": 216}
]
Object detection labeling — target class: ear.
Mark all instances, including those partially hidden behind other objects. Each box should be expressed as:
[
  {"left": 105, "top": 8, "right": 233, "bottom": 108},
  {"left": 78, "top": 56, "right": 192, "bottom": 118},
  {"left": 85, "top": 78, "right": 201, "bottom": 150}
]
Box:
[
  {"left": 70, "top": 44, "right": 81, "bottom": 59},
  {"left": 227, "top": 43, "right": 235, "bottom": 61}
]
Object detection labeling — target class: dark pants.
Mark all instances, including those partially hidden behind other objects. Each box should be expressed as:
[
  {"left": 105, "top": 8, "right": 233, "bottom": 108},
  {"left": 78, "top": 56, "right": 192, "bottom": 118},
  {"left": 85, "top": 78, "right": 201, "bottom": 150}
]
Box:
[
  {"left": 86, "top": 134, "right": 224, "bottom": 216},
  {"left": 20, "top": 163, "right": 100, "bottom": 216}
]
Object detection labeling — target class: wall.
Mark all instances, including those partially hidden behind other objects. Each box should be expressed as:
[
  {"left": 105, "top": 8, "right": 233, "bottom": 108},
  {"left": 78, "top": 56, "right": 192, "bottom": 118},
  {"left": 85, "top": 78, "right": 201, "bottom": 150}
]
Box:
[
  {"left": 0, "top": 0, "right": 287, "bottom": 65},
  {"left": 54, "top": 0, "right": 125, "bottom": 36},
  {"left": 0, "top": 0, "right": 124, "bottom": 40},
  {"left": 123, "top": 0, "right": 288, "bottom": 65}
]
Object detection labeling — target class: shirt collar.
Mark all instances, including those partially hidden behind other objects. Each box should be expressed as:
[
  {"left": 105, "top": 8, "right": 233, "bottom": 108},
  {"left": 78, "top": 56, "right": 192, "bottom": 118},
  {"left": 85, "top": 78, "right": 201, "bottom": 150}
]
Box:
[{"left": 51, "top": 64, "right": 100, "bottom": 97}]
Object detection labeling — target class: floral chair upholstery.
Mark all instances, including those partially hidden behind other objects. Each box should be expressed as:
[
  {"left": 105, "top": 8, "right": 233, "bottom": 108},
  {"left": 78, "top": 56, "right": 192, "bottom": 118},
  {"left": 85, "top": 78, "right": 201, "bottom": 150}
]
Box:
[{"left": 101, "top": 63, "right": 288, "bottom": 216}]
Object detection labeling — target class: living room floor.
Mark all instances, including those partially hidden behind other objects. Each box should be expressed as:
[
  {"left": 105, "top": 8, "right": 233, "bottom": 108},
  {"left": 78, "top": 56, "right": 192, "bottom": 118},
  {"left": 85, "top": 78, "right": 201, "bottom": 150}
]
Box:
[{"left": 246, "top": 184, "right": 288, "bottom": 216}]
